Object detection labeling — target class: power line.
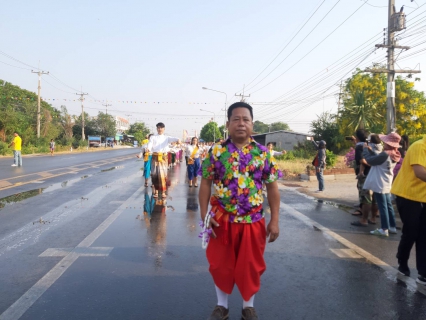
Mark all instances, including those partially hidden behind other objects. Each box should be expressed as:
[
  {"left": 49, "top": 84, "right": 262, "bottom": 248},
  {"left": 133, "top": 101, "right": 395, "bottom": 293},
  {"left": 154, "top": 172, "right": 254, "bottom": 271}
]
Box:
[
  {"left": 0, "top": 60, "right": 32, "bottom": 71},
  {"left": 254, "top": 41, "right": 383, "bottom": 118},
  {"left": 244, "top": 0, "right": 342, "bottom": 92},
  {"left": 248, "top": 0, "right": 369, "bottom": 95},
  {"left": 242, "top": 0, "right": 327, "bottom": 89},
  {"left": 0, "top": 50, "right": 40, "bottom": 70}
]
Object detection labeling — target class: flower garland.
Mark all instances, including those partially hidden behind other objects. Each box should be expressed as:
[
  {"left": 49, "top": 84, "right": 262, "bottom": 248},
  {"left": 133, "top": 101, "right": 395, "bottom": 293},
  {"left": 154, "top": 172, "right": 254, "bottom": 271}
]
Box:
[{"left": 199, "top": 211, "right": 215, "bottom": 249}]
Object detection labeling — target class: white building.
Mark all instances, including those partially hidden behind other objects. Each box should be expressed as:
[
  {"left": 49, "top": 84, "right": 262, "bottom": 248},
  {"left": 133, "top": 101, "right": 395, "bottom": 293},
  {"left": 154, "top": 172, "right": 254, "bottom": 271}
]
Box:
[{"left": 114, "top": 116, "right": 130, "bottom": 132}]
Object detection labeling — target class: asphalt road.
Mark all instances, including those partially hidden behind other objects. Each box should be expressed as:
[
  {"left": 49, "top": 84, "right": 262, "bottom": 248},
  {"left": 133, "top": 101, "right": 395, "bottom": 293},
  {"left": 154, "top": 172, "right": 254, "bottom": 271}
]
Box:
[
  {"left": 0, "top": 148, "right": 137, "bottom": 197},
  {"left": 0, "top": 155, "right": 425, "bottom": 320}
]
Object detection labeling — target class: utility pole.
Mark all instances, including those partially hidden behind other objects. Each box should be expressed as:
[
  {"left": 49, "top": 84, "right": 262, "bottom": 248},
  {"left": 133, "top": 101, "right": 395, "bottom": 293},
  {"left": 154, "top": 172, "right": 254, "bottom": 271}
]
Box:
[
  {"left": 103, "top": 100, "right": 112, "bottom": 115},
  {"left": 31, "top": 69, "right": 49, "bottom": 138},
  {"left": 235, "top": 85, "right": 250, "bottom": 102},
  {"left": 337, "top": 81, "right": 344, "bottom": 112},
  {"left": 76, "top": 91, "right": 88, "bottom": 141},
  {"left": 366, "top": 1, "right": 420, "bottom": 133}
]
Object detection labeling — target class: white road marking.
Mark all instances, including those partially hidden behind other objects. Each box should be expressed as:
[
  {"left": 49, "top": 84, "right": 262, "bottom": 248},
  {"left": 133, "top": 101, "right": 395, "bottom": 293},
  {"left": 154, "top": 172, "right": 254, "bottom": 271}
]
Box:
[
  {"left": 330, "top": 249, "right": 362, "bottom": 259},
  {"left": 39, "top": 247, "right": 113, "bottom": 257},
  {"left": 280, "top": 201, "right": 426, "bottom": 296},
  {"left": 0, "top": 186, "right": 143, "bottom": 320}
]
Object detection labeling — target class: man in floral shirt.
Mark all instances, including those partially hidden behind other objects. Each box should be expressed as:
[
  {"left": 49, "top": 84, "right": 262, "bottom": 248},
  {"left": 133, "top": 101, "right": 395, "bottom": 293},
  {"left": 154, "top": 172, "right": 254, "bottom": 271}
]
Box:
[{"left": 199, "top": 102, "right": 282, "bottom": 320}]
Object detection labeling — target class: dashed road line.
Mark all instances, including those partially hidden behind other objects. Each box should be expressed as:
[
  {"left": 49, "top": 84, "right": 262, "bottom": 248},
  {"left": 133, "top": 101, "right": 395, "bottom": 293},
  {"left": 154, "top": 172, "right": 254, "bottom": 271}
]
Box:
[
  {"left": 0, "top": 155, "right": 134, "bottom": 191},
  {"left": 0, "top": 186, "right": 143, "bottom": 320}
]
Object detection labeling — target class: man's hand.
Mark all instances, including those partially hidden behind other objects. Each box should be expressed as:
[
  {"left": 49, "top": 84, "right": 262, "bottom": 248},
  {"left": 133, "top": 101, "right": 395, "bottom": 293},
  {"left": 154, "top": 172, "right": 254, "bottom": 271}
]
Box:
[
  {"left": 267, "top": 221, "right": 279, "bottom": 243},
  {"left": 201, "top": 213, "right": 220, "bottom": 239}
]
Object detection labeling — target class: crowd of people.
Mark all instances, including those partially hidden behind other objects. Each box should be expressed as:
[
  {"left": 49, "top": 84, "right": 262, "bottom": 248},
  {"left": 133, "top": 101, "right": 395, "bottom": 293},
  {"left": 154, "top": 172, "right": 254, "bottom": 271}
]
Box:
[{"left": 347, "top": 129, "right": 426, "bottom": 286}]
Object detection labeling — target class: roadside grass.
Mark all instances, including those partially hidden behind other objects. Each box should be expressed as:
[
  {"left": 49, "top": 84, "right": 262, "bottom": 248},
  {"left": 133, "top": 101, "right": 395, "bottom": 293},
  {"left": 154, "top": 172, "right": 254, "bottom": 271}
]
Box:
[{"left": 276, "top": 155, "right": 348, "bottom": 179}]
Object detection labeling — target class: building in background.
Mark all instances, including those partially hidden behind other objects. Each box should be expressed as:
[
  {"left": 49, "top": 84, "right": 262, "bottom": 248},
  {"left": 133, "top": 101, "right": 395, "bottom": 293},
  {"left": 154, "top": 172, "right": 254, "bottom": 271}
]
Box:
[
  {"left": 114, "top": 116, "right": 130, "bottom": 132},
  {"left": 252, "top": 130, "right": 312, "bottom": 150}
]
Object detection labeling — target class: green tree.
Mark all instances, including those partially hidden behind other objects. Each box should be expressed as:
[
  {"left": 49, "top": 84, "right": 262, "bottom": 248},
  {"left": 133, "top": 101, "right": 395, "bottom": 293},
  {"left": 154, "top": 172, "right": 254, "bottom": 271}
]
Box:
[
  {"left": 269, "top": 121, "right": 291, "bottom": 132},
  {"left": 200, "top": 122, "right": 222, "bottom": 142},
  {"left": 310, "top": 112, "right": 342, "bottom": 153},
  {"left": 128, "top": 122, "right": 150, "bottom": 140},
  {"left": 341, "top": 90, "right": 382, "bottom": 131},
  {"left": 253, "top": 120, "right": 269, "bottom": 134},
  {"left": 94, "top": 112, "right": 116, "bottom": 138},
  {"left": 218, "top": 125, "right": 226, "bottom": 138},
  {"left": 0, "top": 79, "right": 61, "bottom": 145},
  {"left": 337, "top": 68, "right": 426, "bottom": 136}
]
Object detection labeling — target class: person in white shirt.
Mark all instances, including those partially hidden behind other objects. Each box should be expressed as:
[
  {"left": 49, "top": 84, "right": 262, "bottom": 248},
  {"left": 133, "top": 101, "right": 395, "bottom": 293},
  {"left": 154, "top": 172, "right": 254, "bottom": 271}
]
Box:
[
  {"left": 186, "top": 137, "right": 203, "bottom": 187},
  {"left": 267, "top": 142, "right": 287, "bottom": 157},
  {"left": 146, "top": 122, "right": 180, "bottom": 198}
]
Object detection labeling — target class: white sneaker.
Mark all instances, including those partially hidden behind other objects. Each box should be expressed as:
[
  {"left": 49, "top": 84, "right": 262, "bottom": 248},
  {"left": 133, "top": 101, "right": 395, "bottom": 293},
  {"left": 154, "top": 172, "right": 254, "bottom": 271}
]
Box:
[
  {"left": 389, "top": 227, "right": 397, "bottom": 234},
  {"left": 370, "top": 228, "right": 389, "bottom": 237},
  {"left": 11, "top": 164, "right": 17, "bottom": 167}
]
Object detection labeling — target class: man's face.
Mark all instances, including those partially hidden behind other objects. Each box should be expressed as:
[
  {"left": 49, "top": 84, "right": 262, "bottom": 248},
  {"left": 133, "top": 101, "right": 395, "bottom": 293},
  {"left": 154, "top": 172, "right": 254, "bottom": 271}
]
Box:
[
  {"left": 157, "top": 126, "right": 165, "bottom": 135},
  {"left": 14, "top": 133, "right": 18, "bottom": 137},
  {"left": 226, "top": 107, "right": 253, "bottom": 140}
]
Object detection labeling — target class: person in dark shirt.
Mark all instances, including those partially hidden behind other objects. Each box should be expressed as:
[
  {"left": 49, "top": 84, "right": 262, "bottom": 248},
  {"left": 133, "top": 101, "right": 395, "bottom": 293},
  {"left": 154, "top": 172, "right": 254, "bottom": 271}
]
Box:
[{"left": 351, "top": 129, "right": 379, "bottom": 227}]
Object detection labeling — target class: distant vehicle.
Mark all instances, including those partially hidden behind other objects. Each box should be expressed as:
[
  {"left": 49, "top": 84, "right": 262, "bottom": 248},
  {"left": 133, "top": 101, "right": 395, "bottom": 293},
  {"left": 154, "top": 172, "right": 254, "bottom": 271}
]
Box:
[
  {"left": 88, "top": 135, "right": 101, "bottom": 147},
  {"left": 106, "top": 137, "right": 114, "bottom": 147}
]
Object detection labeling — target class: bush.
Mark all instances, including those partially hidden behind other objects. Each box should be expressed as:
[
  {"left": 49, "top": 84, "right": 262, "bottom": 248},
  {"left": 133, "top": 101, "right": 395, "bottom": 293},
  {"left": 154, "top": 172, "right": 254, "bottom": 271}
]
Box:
[
  {"left": 72, "top": 139, "right": 80, "bottom": 149},
  {"left": 0, "top": 141, "right": 10, "bottom": 155},
  {"left": 79, "top": 140, "right": 88, "bottom": 148},
  {"left": 326, "top": 149, "right": 337, "bottom": 167},
  {"left": 344, "top": 147, "right": 356, "bottom": 167}
]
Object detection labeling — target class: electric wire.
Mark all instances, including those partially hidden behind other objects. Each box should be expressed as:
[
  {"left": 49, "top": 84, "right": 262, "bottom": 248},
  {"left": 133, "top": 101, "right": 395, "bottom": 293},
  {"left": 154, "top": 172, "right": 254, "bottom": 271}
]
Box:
[
  {"left": 244, "top": 0, "right": 342, "bottom": 92},
  {"left": 247, "top": 0, "right": 369, "bottom": 95},
  {"left": 242, "top": 0, "right": 327, "bottom": 90},
  {"left": 0, "top": 60, "right": 32, "bottom": 71},
  {"left": 0, "top": 50, "right": 40, "bottom": 70}
]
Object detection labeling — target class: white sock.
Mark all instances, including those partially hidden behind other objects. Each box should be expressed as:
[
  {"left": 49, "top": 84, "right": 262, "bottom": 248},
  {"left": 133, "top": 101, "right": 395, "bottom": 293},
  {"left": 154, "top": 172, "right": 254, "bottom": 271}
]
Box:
[
  {"left": 243, "top": 295, "right": 255, "bottom": 308},
  {"left": 215, "top": 285, "right": 229, "bottom": 309}
]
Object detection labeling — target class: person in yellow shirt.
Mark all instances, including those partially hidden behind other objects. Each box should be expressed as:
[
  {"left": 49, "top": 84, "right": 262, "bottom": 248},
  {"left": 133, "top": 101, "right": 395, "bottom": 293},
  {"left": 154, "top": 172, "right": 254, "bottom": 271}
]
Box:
[
  {"left": 8, "top": 132, "right": 22, "bottom": 167},
  {"left": 391, "top": 135, "right": 426, "bottom": 285}
]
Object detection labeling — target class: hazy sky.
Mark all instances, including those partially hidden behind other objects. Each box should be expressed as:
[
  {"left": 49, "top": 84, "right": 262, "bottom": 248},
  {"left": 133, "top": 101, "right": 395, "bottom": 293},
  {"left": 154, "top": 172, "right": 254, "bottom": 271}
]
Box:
[{"left": 1, "top": 0, "right": 425, "bottom": 138}]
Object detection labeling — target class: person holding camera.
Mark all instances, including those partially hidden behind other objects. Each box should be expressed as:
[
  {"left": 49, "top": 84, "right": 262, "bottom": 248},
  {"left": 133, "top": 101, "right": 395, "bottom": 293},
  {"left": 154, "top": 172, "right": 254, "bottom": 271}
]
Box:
[
  {"left": 350, "top": 129, "right": 379, "bottom": 227},
  {"left": 311, "top": 139, "right": 326, "bottom": 192},
  {"left": 362, "top": 132, "right": 401, "bottom": 236}
]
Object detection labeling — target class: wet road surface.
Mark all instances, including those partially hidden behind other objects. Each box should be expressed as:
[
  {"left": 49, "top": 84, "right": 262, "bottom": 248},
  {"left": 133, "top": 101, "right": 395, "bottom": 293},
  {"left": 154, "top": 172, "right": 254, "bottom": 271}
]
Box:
[
  {"left": 0, "top": 148, "right": 137, "bottom": 197},
  {"left": 0, "top": 159, "right": 425, "bottom": 319}
]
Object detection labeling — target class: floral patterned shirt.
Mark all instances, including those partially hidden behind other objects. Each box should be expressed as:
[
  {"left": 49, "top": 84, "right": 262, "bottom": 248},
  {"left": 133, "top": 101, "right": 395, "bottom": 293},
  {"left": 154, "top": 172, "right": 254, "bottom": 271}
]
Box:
[{"left": 200, "top": 137, "right": 282, "bottom": 223}]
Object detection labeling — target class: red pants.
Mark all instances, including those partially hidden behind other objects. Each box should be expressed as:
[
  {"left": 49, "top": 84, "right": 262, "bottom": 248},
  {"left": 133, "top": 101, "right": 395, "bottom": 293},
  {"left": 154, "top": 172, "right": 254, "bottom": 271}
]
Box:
[{"left": 206, "top": 219, "right": 266, "bottom": 301}]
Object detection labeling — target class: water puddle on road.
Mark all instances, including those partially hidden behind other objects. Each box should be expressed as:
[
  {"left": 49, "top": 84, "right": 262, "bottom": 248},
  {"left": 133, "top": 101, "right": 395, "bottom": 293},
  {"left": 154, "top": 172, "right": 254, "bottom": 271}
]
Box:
[
  {"left": 0, "top": 165, "right": 125, "bottom": 209},
  {"left": 0, "top": 188, "right": 45, "bottom": 209},
  {"left": 0, "top": 175, "right": 92, "bottom": 209},
  {"left": 101, "top": 166, "right": 124, "bottom": 172},
  {"left": 316, "top": 199, "right": 352, "bottom": 211}
]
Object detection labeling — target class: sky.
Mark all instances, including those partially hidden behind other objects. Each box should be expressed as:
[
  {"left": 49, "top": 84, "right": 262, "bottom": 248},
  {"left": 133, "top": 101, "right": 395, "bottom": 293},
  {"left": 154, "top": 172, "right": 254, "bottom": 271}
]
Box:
[{"left": 1, "top": 0, "right": 426, "bottom": 138}]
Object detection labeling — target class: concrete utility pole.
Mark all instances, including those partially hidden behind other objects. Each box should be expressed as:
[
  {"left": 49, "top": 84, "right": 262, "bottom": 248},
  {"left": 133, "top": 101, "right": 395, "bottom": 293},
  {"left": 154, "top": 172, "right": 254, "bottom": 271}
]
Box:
[
  {"left": 103, "top": 100, "right": 112, "bottom": 115},
  {"left": 31, "top": 69, "right": 49, "bottom": 138},
  {"left": 366, "top": 0, "right": 420, "bottom": 133},
  {"left": 235, "top": 85, "right": 250, "bottom": 102},
  {"left": 76, "top": 91, "right": 88, "bottom": 141}
]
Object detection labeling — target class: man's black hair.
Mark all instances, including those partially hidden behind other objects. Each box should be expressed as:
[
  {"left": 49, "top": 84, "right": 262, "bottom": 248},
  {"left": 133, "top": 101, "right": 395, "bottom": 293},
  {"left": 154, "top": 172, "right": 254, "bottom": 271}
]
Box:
[
  {"left": 355, "top": 129, "right": 368, "bottom": 142},
  {"left": 156, "top": 122, "right": 165, "bottom": 128},
  {"left": 227, "top": 102, "right": 253, "bottom": 120}
]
